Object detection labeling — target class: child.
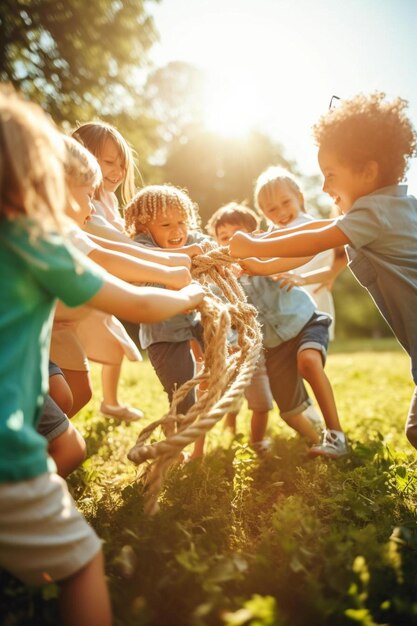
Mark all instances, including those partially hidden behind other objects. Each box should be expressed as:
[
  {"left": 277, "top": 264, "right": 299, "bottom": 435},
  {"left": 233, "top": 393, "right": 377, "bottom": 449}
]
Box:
[
  {"left": 0, "top": 89, "right": 204, "bottom": 625},
  {"left": 229, "top": 91, "right": 417, "bottom": 453},
  {"left": 69, "top": 121, "right": 143, "bottom": 420},
  {"left": 254, "top": 165, "right": 347, "bottom": 340},
  {"left": 206, "top": 205, "right": 273, "bottom": 451},
  {"left": 208, "top": 203, "right": 347, "bottom": 457},
  {"left": 124, "top": 184, "right": 209, "bottom": 457},
  {"left": 51, "top": 137, "right": 192, "bottom": 417}
]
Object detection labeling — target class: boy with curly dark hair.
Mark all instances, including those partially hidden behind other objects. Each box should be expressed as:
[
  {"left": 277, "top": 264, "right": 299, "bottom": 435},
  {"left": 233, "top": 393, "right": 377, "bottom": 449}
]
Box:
[{"left": 229, "top": 91, "right": 417, "bottom": 454}]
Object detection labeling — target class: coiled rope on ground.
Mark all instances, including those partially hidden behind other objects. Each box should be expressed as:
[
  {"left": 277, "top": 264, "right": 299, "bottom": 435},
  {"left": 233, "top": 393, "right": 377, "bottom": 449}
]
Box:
[{"left": 127, "top": 244, "right": 263, "bottom": 515}]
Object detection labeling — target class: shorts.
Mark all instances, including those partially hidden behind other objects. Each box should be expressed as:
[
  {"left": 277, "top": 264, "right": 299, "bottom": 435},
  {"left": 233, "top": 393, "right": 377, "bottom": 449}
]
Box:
[
  {"left": 265, "top": 312, "right": 331, "bottom": 420},
  {"left": 0, "top": 472, "right": 101, "bottom": 586},
  {"left": 244, "top": 353, "right": 273, "bottom": 412},
  {"left": 37, "top": 395, "right": 69, "bottom": 442},
  {"left": 48, "top": 360, "right": 63, "bottom": 378}
]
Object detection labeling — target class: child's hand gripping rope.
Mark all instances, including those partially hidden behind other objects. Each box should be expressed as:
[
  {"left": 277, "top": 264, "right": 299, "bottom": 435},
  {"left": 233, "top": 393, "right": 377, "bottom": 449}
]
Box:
[{"left": 127, "top": 244, "right": 263, "bottom": 515}]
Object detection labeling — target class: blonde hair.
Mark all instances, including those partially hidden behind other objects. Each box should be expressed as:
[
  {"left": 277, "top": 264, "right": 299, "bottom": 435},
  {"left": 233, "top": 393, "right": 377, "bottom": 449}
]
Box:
[
  {"left": 313, "top": 91, "right": 417, "bottom": 186},
  {"left": 0, "top": 85, "right": 68, "bottom": 233},
  {"left": 206, "top": 202, "right": 260, "bottom": 237},
  {"left": 124, "top": 184, "right": 201, "bottom": 237},
  {"left": 254, "top": 166, "right": 305, "bottom": 213},
  {"left": 63, "top": 136, "right": 102, "bottom": 189},
  {"left": 72, "top": 121, "right": 136, "bottom": 203}
]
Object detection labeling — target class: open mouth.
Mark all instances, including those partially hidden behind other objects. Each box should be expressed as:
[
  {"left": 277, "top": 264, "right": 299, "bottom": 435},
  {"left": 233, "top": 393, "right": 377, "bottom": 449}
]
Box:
[{"left": 168, "top": 237, "right": 184, "bottom": 246}]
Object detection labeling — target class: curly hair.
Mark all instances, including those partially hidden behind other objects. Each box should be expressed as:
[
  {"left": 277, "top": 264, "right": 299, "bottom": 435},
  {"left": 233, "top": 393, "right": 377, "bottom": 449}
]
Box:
[
  {"left": 206, "top": 202, "right": 260, "bottom": 237},
  {"left": 313, "top": 92, "right": 417, "bottom": 185},
  {"left": 124, "top": 184, "right": 201, "bottom": 237}
]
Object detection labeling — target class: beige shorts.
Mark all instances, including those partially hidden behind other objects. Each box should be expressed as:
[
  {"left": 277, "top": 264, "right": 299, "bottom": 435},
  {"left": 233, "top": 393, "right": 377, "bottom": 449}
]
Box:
[{"left": 0, "top": 472, "right": 101, "bottom": 586}]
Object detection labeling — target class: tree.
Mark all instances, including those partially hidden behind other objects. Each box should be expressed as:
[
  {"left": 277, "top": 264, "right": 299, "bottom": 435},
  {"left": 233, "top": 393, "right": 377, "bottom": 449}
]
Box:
[{"left": 0, "top": 0, "right": 159, "bottom": 124}]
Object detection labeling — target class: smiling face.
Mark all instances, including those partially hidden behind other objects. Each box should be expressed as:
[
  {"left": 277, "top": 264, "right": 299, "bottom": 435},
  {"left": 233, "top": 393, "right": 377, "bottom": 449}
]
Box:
[
  {"left": 68, "top": 183, "right": 96, "bottom": 225},
  {"left": 257, "top": 180, "right": 304, "bottom": 227},
  {"left": 215, "top": 222, "right": 247, "bottom": 245},
  {"left": 97, "top": 138, "right": 125, "bottom": 193},
  {"left": 146, "top": 207, "right": 189, "bottom": 248},
  {"left": 318, "top": 148, "right": 378, "bottom": 214}
]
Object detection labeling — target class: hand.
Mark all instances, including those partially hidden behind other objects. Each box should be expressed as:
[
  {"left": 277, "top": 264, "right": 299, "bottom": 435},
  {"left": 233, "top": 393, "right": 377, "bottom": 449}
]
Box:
[
  {"left": 182, "top": 243, "right": 204, "bottom": 258},
  {"left": 238, "top": 257, "right": 270, "bottom": 276},
  {"left": 273, "top": 272, "right": 306, "bottom": 291},
  {"left": 167, "top": 252, "right": 192, "bottom": 270},
  {"left": 228, "top": 231, "right": 255, "bottom": 258},
  {"left": 164, "top": 266, "right": 192, "bottom": 290},
  {"left": 180, "top": 282, "right": 205, "bottom": 311}
]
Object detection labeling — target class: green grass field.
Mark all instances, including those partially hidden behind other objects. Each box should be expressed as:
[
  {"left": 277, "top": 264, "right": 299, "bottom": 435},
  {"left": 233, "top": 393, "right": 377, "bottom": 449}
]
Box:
[{"left": 2, "top": 338, "right": 417, "bottom": 626}]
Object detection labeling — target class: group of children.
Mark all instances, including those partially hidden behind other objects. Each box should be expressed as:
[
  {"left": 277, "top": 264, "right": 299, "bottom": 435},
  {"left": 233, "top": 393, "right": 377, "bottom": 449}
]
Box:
[{"left": 1, "top": 85, "right": 417, "bottom": 625}]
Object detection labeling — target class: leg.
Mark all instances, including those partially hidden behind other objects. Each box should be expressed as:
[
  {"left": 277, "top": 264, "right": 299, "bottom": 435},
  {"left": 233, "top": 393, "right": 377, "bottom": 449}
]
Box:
[
  {"left": 265, "top": 344, "right": 320, "bottom": 444},
  {"left": 297, "top": 348, "right": 342, "bottom": 432},
  {"left": 59, "top": 550, "right": 112, "bottom": 626},
  {"left": 101, "top": 363, "right": 122, "bottom": 406},
  {"left": 48, "top": 422, "right": 87, "bottom": 478},
  {"left": 61, "top": 369, "right": 93, "bottom": 417},
  {"left": 405, "top": 386, "right": 417, "bottom": 449},
  {"left": 49, "top": 371, "right": 73, "bottom": 415},
  {"left": 250, "top": 410, "right": 269, "bottom": 444},
  {"left": 224, "top": 411, "right": 238, "bottom": 434}
]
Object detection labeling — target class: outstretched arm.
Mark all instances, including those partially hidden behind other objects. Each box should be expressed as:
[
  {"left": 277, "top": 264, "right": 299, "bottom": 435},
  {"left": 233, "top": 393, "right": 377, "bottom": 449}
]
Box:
[
  {"left": 239, "top": 255, "right": 314, "bottom": 276},
  {"left": 88, "top": 276, "right": 205, "bottom": 324},
  {"left": 88, "top": 246, "right": 191, "bottom": 290},
  {"left": 229, "top": 223, "right": 350, "bottom": 258},
  {"left": 257, "top": 218, "right": 335, "bottom": 239}
]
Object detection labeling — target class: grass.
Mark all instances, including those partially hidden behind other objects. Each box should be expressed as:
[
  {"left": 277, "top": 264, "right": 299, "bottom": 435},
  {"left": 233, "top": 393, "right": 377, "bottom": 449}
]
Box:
[{"left": 2, "top": 338, "right": 417, "bottom": 626}]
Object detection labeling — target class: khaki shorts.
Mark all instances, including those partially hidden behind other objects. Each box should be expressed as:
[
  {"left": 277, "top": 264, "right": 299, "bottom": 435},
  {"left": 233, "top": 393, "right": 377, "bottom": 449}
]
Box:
[{"left": 0, "top": 472, "right": 101, "bottom": 586}]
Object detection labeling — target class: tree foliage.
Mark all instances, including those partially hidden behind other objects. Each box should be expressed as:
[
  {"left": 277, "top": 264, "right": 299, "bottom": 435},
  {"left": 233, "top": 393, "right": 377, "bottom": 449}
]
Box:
[{"left": 0, "top": 0, "right": 159, "bottom": 124}]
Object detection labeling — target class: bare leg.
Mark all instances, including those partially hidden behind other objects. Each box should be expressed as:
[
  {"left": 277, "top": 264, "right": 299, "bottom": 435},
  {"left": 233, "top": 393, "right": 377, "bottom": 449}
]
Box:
[
  {"left": 285, "top": 412, "right": 320, "bottom": 444},
  {"left": 61, "top": 369, "right": 93, "bottom": 418},
  {"left": 297, "top": 349, "right": 342, "bottom": 432},
  {"left": 49, "top": 373, "right": 73, "bottom": 415},
  {"left": 250, "top": 410, "right": 269, "bottom": 444},
  {"left": 101, "top": 363, "right": 122, "bottom": 406},
  {"left": 48, "top": 423, "right": 87, "bottom": 478},
  {"left": 405, "top": 386, "right": 417, "bottom": 449},
  {"left": 59, "top": 550, "right": 112, "bottom": 626},
  {"left": 224, "top": 411, "right": 238, "bottom": 434}
]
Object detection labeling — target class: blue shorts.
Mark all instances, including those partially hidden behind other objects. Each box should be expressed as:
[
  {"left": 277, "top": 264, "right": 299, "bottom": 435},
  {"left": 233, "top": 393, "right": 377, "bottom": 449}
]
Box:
[
  {"left": 265, "top": 312, "right": 331, "bottom": 420},
  {"left": 37, "top": 396, "right": 69, "bottom": 442}
]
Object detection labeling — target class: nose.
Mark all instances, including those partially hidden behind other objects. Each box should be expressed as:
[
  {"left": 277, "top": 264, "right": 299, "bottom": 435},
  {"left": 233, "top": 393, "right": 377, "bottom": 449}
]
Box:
[{"left": 322, "top": 178, "right": 328, "bottom": 193}]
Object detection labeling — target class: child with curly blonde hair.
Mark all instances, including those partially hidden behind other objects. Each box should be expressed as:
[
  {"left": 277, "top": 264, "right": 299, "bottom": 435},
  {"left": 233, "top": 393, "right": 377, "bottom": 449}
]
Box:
[
  {"left": 229, "top": 91, "right": 417, "bottom": 455},
  {"left": 125, "top": 184, "right": 209, "bottom": 457}
]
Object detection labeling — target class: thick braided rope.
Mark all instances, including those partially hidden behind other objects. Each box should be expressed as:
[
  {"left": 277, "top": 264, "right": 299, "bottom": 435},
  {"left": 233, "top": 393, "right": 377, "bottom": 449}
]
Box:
[{"left": 127, "top": 245, "right": 263, "bottom": 514}]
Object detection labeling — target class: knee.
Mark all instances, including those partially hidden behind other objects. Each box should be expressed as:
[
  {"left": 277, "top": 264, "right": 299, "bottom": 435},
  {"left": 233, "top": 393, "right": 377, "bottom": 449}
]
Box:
[
  {"left": 405, "top": 422, "right": 417, "bottom": 450},
  {"left": 297, "top": 350, "right": 322, "bottom": 380}
]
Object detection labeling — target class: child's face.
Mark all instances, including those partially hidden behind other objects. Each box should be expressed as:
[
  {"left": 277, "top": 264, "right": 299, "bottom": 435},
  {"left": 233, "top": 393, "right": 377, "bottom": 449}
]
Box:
[
  {"left": 69, "top": 183, "right": 96, "bottom": 225},
  {"left": 216, "top": 222, "right": 248, "bottom": 244},
  {"left": 258, "top": 181, "right": 303, "bottom": 227},
  {"left": 318, "top": 148, "right": 376, "bottom": 214},
  {"left": 97, "top": 138, "right": 125, "bottom": 193},
  {"left": 147, "top": 208, "right": 189, "bottom": 248}
]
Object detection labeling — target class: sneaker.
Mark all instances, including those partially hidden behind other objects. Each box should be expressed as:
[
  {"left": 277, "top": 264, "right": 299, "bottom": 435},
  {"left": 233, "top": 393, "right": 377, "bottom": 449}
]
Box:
[
  {"left": 251, "top": 438, "right": 272, "bottom": 457},
  {"left": 308, "top": 429, "right": 349, "bottom": 459},
  {"left": 100, "top": 402, "right": 144, "bottom": 422}
]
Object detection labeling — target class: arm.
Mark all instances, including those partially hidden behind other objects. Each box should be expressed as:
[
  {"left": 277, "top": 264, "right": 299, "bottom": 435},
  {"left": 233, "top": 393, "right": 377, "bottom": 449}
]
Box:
[
  {"left": 275, "top": 246, "right": 347, "bottom": 291},
  {"left": 88, "top": 247, "right": 191, "bottom": 290},
  {"left": 88, "top": 277, "right": 205, "bottom": 324},
  {"left": 229, "top": 222, "right": 350, "bottom": 258},
  {"left": 84, "top": 223, "right": 191, "bottom": 268},
  {"left": 257, "top": 218, "right": 335, "bottom": 238},
  {"left": 239, "top": 255, "right": 315, "bottom": 276}
]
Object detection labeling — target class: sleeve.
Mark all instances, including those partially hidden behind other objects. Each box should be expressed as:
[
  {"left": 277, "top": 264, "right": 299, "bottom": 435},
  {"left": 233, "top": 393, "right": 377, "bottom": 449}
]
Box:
[
  {"left": 336, "top": 203, "right": 384, "bottom": 249},
  {"left": 22, "top": 231, "right": 105, "bottom": 307},
  {"left": 67, "top": 226, "right": 100, "bottom": 255}
]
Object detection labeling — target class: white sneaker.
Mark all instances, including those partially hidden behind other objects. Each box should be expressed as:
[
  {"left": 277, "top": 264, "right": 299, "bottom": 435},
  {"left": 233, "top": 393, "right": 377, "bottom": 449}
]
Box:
[
  {"left": 251, "top": 438, "right": 272, "bottom": 457},
  {"left": 100, "top": 403, "right": 144, "bottom": 422},
  {"left": 308, "top": 429, "right": 349, "bottom": 459}
]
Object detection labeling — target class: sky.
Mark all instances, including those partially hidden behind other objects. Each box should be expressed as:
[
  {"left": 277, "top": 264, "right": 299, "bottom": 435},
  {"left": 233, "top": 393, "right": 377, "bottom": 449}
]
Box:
[{"left": 148, "top": 0, "right": 417, "bottom": 197}]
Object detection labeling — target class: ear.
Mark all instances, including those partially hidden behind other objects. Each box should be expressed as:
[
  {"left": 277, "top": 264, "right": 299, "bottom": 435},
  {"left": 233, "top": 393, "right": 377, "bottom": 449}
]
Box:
[{"left": 363, "top": 160, "right": 379, "bottom": 183}]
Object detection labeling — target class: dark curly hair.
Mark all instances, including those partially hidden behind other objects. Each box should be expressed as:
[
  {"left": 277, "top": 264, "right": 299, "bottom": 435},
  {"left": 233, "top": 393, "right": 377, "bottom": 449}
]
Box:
[{"left": 313, "top": 92, "right": 417, "bottom": 186}]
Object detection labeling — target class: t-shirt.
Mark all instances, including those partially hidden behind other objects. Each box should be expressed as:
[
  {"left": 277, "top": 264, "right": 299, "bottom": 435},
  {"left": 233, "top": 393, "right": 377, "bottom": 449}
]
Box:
[
  {"left": 0, "top": 218, "right": 105, "bottom": 482},
  {"left": 337, "top": 184, "right": 417, "bottom": 383}
]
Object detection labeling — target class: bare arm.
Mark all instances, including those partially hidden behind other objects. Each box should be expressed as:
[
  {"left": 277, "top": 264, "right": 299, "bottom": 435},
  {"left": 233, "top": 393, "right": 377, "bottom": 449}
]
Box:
[
  {"left": 88, "top": 247, "right": 191, "bottom": 290},
  {"left": 229, "top": 223, "right": 350, "bottom": 258},
  {"left": 87, "top": 276, "right": 205, "bottom": 324},
  {"left": 257, "top": 218, "right": 335, "bottom": 238},
  {"left": 277, "top": 246, "right": 347, "bottom": 291},
  {"left": 239, "top": 255, "right": 315, "bottom": 276},
  {"left": 84, "top": 223, "right": 191, "bottom": 268}
]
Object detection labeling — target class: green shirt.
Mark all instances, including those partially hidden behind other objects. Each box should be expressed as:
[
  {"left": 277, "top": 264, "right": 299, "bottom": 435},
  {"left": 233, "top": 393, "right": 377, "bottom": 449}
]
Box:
[{"left": 0, "top": 218, "right": 105, "bottom": 482}]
